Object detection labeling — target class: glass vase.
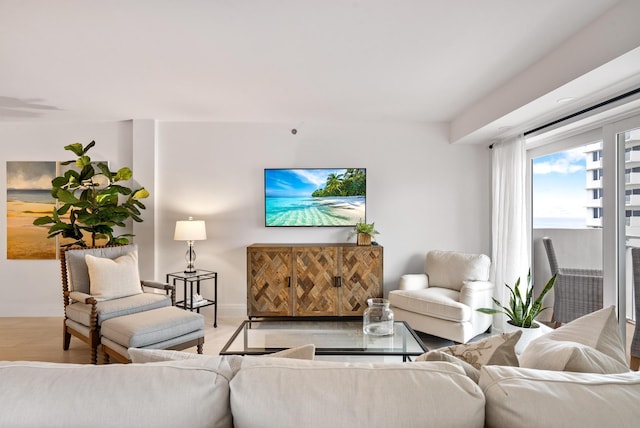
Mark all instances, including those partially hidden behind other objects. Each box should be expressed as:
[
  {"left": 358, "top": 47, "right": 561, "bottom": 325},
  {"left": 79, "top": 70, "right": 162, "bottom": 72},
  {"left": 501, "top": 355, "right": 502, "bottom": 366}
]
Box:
[{"left": 363, "top": 298, "right": 394, "bottom": 336}]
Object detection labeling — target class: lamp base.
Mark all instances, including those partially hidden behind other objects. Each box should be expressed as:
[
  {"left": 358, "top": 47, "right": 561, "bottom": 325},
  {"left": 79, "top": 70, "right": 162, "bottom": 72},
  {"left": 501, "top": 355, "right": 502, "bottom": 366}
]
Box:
[{"left": 184, "top": 243, "right": 197, "bottom": 274}]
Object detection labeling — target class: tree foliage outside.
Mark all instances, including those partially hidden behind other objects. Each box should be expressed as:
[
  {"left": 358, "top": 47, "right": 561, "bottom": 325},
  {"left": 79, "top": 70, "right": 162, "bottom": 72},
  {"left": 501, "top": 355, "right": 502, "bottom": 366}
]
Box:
[
  {"left": 33, "top": 141, "right": 149, "bottom": 247},
  {"left": 311, "top": 168, "right": 366, "bottom": 197}
]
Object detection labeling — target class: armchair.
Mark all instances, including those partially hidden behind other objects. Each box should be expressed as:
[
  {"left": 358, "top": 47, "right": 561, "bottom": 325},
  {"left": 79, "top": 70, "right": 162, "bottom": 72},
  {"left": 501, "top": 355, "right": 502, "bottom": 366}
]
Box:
[
  {"left": 388, "top": 250, "right": 493, "bottom": 343},
  {"left": 61, "top": 244, "right": 174, "bottom": 364},
  {"left": 542, "top": 237, "right": 603, "bottom": 325}
]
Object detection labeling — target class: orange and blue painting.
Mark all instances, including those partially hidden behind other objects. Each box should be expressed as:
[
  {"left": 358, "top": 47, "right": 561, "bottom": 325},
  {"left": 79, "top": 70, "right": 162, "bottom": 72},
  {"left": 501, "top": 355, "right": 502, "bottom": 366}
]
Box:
[{"left": 6, "top": 161, "right": 57, "bottom": 259}]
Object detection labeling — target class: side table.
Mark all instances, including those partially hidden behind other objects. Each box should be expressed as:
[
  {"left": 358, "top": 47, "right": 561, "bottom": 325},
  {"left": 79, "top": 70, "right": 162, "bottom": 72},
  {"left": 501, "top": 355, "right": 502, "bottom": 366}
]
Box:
[{"left": 166, "top": 269, "right": 218, "bottom": 327}]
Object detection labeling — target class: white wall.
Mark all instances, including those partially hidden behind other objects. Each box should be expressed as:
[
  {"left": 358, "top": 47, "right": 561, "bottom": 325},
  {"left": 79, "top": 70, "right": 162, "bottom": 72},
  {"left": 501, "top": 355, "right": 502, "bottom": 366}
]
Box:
[
  {"left": 0, "top": 120, "right": 491, "bottom": 317},
  {"left": 156, "top": 121, "right": 491, "bottom": 318},
  {"left": 0, "top": 121, "right": 133, "bottom": 317}
]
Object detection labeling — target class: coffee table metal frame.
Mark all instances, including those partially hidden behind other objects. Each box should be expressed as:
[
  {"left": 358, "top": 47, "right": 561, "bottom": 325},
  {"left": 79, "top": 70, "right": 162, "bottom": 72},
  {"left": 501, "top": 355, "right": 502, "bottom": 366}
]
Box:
[{"left": 219, "top": 318, "right": 427, "bottom": 362}]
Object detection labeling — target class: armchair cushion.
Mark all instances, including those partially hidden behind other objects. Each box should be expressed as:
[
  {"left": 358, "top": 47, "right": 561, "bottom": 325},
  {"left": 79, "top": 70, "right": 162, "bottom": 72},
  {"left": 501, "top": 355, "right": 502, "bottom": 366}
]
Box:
[
  {"left": 426, "top": 251, "right": 491, "bottom": 291},
  {"left": 86, "top": 251, "right": 142, "bottom": 301},
  {"left": 65, "top": 244, "right": 139, "bottom": 295},
  {"left": 389, "top": 288, "right": 470, "bottom": 322},
  {"left": 65, "top": 293, "right": 171, "bottom": 326},
  {"left": 398, "top": 273, "right": 429, "bottom": 291}
]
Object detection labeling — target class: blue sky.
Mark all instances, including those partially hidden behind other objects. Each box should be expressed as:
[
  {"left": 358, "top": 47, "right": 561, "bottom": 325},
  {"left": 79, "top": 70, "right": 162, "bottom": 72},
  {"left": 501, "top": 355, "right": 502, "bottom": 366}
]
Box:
[
  {"left": 265, "top": 169, "right": 347, "bottom": 198},
  {"left": 532, "top": 147, "right": 587, "bottom": 226}
]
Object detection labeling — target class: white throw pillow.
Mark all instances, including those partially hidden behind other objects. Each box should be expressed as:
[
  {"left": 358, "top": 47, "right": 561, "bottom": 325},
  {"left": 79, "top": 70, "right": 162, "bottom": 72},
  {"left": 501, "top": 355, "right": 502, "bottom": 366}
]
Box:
[
  {"left": 128, "top": 345, "right": 316, "bottom": 379},
  {"left": 128, "top": 344, "right": 316, "bottom": 363},
  {"left": 426, "top": 250, "right": 490, "bottom": 291},
  {"left": 520, "top": 306, "right": 628, "bottom": 371},
  {"left": 128, "top": 348, "right": 208, "bottom": 363},
  {"left": 85, "top": 251, "right": 142, "bottom": 301},
  {"left": 520, "top": 337, "right": 629, "bottom": 374}
]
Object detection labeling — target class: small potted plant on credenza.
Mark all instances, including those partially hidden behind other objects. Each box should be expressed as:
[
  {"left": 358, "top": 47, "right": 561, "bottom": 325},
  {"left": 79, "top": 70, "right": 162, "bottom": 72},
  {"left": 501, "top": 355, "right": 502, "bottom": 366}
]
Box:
[{"left": 350, "top": 220, "right": 380, "bottom": 246}]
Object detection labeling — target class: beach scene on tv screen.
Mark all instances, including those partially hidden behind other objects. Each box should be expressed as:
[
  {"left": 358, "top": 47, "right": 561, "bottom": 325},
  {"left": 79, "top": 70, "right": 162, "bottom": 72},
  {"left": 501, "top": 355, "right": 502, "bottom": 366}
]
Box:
[{"left": 265, "top": 168, "right": 366, "bottom": 227}]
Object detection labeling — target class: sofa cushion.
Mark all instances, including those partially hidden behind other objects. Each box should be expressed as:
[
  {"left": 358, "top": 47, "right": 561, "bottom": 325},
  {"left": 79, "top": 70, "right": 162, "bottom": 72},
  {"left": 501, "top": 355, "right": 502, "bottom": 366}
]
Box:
[
  {"left": 520, "top": 306, "right": 627, "bottom": 371},
  {"left": 0, "top": 359, "right": 233, "bottom": 428},
  {"left": 426, "top": 250, "right": 490, "bottom": 291},
  {"left": 230, "top": 358, "right": 484, "bottom": 428},
  {"left": 388, "top": 288, "right": 469, "bottom": 322},
  {"left": 86, "top": 251, "right": 142, "bottom": 301},
  {"left": 480, "top": 365, "right": 640, "bottom": 428},
  {"left": 418, "top": 331, "right": 521, "bottom": 370}
]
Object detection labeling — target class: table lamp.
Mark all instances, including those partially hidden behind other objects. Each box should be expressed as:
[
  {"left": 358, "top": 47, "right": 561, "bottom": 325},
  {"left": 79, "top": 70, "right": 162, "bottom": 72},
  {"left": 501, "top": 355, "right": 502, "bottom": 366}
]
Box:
[{"left": 174, "top": 217, "right": 207, "bottom": 273}]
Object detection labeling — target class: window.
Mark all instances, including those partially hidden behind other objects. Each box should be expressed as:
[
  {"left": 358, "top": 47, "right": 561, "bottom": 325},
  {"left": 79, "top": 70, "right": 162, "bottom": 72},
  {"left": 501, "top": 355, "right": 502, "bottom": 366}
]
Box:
[{"left": 529, "top": 112, "right": 640, "bottom": 329}]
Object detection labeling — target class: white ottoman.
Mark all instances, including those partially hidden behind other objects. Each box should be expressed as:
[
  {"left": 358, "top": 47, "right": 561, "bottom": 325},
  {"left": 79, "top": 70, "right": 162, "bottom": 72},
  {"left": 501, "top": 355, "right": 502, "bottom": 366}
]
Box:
[{"left": 101, "top": 306, "right": 205, "bottom": 363}]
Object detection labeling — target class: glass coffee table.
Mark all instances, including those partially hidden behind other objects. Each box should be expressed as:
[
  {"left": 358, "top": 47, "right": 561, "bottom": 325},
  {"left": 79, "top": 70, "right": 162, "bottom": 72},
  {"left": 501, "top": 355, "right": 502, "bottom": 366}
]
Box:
[{"left": 219, "top": 319, "right": 427, "bottom": 361}]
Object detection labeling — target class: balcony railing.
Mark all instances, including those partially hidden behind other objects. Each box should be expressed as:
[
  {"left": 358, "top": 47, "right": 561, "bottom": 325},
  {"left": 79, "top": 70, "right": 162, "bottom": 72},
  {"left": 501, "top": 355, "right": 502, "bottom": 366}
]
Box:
[{"left": 587, "top": 178, "right": 603, "bottom": 189}]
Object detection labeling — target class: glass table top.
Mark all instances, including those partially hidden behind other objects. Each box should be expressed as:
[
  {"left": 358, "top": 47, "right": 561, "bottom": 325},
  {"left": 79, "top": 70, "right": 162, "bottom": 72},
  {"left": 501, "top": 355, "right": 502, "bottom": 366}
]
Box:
[{"left": 219, "top": 319, "right": 427, "bottom": 357}]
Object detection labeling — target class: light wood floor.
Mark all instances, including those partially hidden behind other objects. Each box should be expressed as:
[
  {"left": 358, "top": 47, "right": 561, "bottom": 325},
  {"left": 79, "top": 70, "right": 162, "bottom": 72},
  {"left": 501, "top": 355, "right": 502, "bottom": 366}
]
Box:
[
  {"left": 0, "top": 316, "right": 635, "bottom": 365},
  {"left": 0, "top": 316, "right": 245, "bottom": 364}
]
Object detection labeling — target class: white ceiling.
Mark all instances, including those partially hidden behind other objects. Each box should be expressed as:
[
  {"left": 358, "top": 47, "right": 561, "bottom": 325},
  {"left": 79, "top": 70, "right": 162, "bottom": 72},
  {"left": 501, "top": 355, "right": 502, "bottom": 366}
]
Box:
[{"left": 1, "top": 0, "right": 635, "bottom": 142}]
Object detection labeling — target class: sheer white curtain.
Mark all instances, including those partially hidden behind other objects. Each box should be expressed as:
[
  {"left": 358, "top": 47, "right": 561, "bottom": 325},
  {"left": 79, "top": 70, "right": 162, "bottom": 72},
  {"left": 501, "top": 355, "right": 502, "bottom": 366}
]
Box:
[{"left": 491, "top": 135, "right": 529, "bottom": 330}]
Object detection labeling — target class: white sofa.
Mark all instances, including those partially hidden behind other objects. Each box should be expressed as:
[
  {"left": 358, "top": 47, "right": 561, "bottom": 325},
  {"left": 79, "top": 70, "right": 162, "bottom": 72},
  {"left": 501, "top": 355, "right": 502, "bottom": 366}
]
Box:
[
  {"left": 389, "top": 250, "right": 494, "bottom": 343},
  {"left": 4, "top": 307, "right": 634, "bottom": 427},
  {"left": 1, "top": 354, "right": 639, "bottom": 428}
]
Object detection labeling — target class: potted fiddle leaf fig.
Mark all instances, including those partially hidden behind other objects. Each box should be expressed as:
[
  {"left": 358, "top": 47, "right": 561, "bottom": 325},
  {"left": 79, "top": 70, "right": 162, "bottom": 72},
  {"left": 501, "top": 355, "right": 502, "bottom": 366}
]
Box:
[
  {"left": 33, "top": 140, "right": 149, "bottom": 247},
  {"left": 349, "top": 219, "right": 380, "bottom": 246}
]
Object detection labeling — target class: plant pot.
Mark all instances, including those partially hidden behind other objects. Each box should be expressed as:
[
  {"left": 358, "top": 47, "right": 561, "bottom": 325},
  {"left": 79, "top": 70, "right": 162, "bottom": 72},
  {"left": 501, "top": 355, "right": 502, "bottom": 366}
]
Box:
[
  {"left": 504, "top": 320, "right": 544, "bottom": 355},
  {"left": 357, "top": 233, "right": 371, "bottom": 246}
]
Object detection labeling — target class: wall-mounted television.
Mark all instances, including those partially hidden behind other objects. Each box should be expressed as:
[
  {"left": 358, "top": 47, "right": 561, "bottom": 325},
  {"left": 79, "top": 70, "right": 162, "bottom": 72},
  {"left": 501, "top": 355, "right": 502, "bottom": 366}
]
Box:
[{"left": 264, "top": 168, "right": 366, "bottom": 227}]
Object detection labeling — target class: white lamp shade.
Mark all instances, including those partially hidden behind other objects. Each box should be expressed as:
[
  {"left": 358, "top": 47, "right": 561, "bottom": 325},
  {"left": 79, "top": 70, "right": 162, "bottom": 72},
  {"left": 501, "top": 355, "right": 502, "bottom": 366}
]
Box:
[{"left": 174, "top": 219, "right": 207, "bottom": 241}]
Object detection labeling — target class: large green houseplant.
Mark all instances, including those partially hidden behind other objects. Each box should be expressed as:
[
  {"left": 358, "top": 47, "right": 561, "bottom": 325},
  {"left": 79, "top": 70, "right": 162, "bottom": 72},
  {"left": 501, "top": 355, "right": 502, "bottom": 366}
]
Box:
[
  {"left": 478, "top": 270, "right": 556, "bottom": 328},
  {"left": 33, "top": 141, "right": 149, "bottom": 247}
]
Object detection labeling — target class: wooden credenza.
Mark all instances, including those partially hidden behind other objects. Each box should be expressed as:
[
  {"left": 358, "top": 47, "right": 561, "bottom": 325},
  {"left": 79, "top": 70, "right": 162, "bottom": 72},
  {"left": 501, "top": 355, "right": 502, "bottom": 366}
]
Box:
[{"left": 247, "top": 243, "right": 383, "bottom": 317}]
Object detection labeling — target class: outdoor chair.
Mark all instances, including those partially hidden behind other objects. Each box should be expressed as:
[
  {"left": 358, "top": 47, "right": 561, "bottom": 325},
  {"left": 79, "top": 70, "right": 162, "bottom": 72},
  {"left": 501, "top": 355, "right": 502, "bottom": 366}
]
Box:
[
  {"left": 61, "top": 244, "right": 174, "bottom": 364},
  {"left": 542, "top": 237, "right": 603, "bottom": 325}
]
